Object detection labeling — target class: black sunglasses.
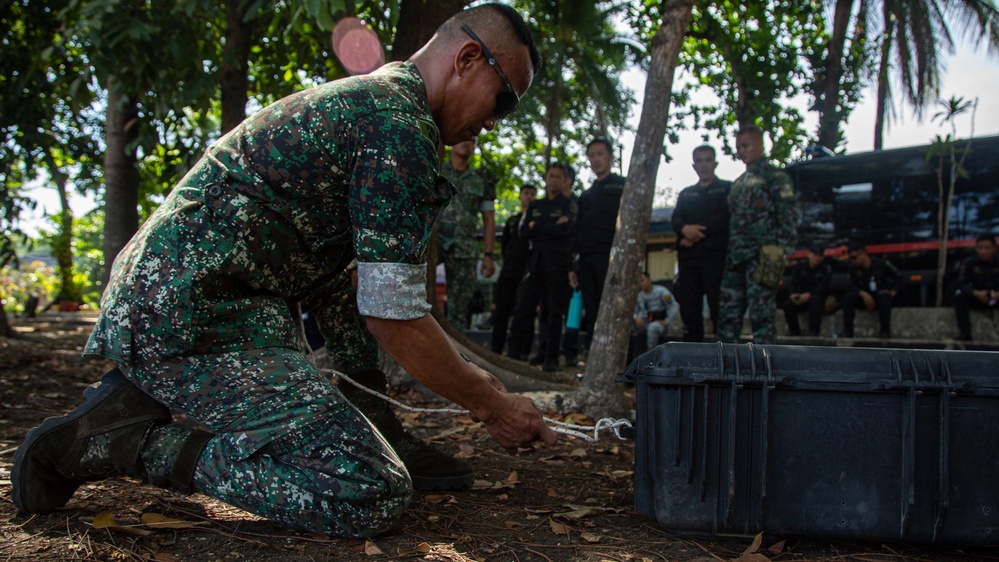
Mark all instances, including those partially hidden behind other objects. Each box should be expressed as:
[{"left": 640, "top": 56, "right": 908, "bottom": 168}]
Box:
[{"left": 460, "top": 23, "right": 520, "bottom": 119}]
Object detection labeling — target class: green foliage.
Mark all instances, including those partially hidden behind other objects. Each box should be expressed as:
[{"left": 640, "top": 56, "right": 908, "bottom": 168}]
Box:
[
  {"left": 802, "top": 0, "right": 873, "bottom": 152},
  {"left": 70, "top": 209, "right": 105, "bottom": 305},
  {"left": 488, "top": 0, "right": 639, "bottom": 193},
  {"left": 0, "top": 259, "right": 60, "bottom": 315},
  {"left": 674, "top": 1, "right": 827, "bottom": 163}
]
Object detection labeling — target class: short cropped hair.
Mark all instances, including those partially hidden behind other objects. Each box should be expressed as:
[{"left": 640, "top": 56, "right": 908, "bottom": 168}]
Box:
[
  {"left": 692, "top": 145, "right": 716, "bottom": 159},
  {"left": 438, "top": 3, "right": 541, "bottom": 77},
  {"left": 977, "top": 233, "right": 996, "bottom": 245},
  {"left": 737, "top": 125, "right": 764, "bottom": 140},
  {"left": 847, "top": 241, "right": 867, "bottom": 254},
  {"left": 547, "top": 161, "right": 569, "bottom": 174},
  {"left": 520, "top": 184, "right": 537, "bottom": 192},
  {"left": 587, "top": 136, "right": 614, "bottom": 155}
]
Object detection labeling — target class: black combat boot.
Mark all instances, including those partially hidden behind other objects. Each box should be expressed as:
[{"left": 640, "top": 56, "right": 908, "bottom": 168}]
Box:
[
  {"left": 12, "top": 368, "right": 212, "bottom": 514},
  {"left": 340, "top": 369, "right": 474, "bottom": 491}
]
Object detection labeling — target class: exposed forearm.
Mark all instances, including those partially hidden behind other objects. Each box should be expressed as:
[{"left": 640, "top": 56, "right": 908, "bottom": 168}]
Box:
[
  {"left": 366, "top": 315, "right": 499, "bottom": 419},
  {"left": 482, "top": 211, "right": 496, "bottom": 254},
  {"left": 367, "top": 314, "right": 558, "bottom": 451}
]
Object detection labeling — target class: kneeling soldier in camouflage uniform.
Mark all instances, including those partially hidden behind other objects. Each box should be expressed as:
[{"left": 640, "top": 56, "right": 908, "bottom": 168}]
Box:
[{"left": 12, "top": 4, "right": 556, "bottom": 538}]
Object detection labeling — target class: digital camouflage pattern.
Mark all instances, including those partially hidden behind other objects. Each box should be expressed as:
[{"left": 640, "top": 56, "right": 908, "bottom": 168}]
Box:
[
  {"left": 717, "top": 158, "right": 799, "bottom": 343},
  {"left": 82, "top": 61, "right": 448, "bottom": 536},
  {"left": 123, "top": 350, "right": 410, "bottom": 537},
  {"left": 724, "top": 158, "right": 798, "bottom": 263},
  {"left": 438, "top": 160, "right": 496, "bottom": 329}
]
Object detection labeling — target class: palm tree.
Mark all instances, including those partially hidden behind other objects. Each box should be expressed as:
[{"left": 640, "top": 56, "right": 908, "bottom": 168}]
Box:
[
  {"left": 813, "top": 0, "right": 998, "bottom": 152},
  {"left": 872, "top": 0, "right": 999, "bottom": 149},
  {"left": 510, "top": 0, "right": 639, "bottom": 168}
]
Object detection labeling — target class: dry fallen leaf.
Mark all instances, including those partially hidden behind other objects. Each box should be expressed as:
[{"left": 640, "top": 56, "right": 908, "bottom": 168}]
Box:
[
  {"left": 767, "top": 540, "right": 786, "bottom": 555},
  {"left": 108, "top": 525, "right": 154, "bottom": 538},
  {"left": 92, "top": 511, "right": 117, "bottom": 529},
  {"left": 151, "top": 553, "right": 182, "bottom": 562},
  {"left": 88, "top": 513, "right": 154, "bottom": 538},
  {"left": 568, "top": 448, "right": 588, "bottom": 458},
  {"left": 743, "top": 531, "right": 764, "bottom": 554},
  {"left": 364, "top": 540, "right": 383, "bottom": 555},
  {"left": 398, "top": 542, "right": 432, "bottom": 556},
  {"left": 549, "top": 518, "right": 570, "bottom": 536},
  {"left": 141, "top": 513, "right": 209, "bottom": 529},
  {"left": 423, "top": 494, "right": 456, "bottom": 504},
  {"left": 580, "top": 531, "right": 601, "bottom": 543},
  {"left": 558, "top": 504, "right": 605, "bottom": 520},
  {"left": 503, "top": 521, "right": 524, "bottom": 529}
]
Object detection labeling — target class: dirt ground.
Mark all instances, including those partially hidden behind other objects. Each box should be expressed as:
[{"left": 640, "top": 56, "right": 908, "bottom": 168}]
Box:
[{"left": 1, "top": 312, "right": 995, "bottom": 562}]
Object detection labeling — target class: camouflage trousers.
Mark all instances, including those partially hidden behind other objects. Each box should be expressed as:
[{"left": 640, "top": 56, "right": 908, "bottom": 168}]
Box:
[
  {"left": 716, "top": 257, "right": 778, "bottom": 344},
  {"left": 440, "top": 249, "right": 477, "bottom": 330},
  {"left": 121, "top": 348, "right": 411, "bottom": 537}
]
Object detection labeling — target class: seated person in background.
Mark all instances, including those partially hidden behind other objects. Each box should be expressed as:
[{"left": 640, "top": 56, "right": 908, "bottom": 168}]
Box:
[
  {"left": 842, "top": 242, "right": 900, "bottom": 338},
  {"left": 633, "top": 272, "right": 679, "bottom": 350},
  {"left": 781, "top": 245, "right": 832, "bottom": 336},
  {"left": 954, "top": 233, "right": 999, "bottom": 341}
]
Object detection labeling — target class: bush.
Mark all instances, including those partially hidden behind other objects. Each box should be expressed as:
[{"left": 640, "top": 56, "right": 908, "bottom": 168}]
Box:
[{"left": 0, "top": 260, "right": 60, "bottom": 315}]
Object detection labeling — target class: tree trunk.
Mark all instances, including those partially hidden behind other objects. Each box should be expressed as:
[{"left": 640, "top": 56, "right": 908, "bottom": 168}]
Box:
[
  {"left": 101, "top": 77, "right": 140, "bottom": 291},
  {"left": 573, "top": 0, "right": 695, "bottom": 420},
  {"left": 543, "top": 51, "right": 565, "bottom": 167},
  {"left": 0, "top": 308, "right": 10, "bottom": 338},
  {"left": 390, "top": 0, "right": 470, "bottom": 61},
  {"left": 873, "top": 6, "right": 893, "bottom": 150},
  {"left": 220, "top": 0, "right": 254, "bottom": 135},
  {"left": 49, "top": 159, "right": 77, "bottom": 301},
  {"left": 815, "top": 0, "right": 854, "bottom": 151}
]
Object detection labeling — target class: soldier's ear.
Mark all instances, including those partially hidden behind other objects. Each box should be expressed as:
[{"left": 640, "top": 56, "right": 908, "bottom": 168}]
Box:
[{"left": 455, "top": 42, "right": 479, "bottom": 79}]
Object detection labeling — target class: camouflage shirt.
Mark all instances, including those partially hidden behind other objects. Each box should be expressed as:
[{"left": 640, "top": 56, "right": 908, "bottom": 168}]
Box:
[
  {"left": 85, "top": 62, "right": 454, "bottom": 364},
  {"left": 726, "top": 158, "right": 799, "bottom": 264},
  {"left": 438, "top": 161, "right": 497, "bottom": 259}
]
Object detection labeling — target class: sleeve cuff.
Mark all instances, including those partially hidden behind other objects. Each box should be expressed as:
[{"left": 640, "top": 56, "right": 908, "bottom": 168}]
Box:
[{"left": 356, "top": 261, "right": 431, "bottom": 320}]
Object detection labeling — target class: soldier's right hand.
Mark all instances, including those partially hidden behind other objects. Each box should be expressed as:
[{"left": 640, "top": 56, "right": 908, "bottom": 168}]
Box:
[{"left": 479, "top": 393, "right": 558, "bottom": 453}]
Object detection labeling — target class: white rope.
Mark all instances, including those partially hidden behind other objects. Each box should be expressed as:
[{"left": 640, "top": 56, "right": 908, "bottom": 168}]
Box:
[
  {"left": 328, "top": 368, "right": 633, "bottom": 443},
  {"left": 296, "top": 312, "right": 632, "bottom": 442}
]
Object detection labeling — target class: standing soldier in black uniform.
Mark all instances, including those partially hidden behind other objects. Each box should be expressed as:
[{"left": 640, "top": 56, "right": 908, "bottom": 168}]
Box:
[
  {"left": 842, "top": 242, "right": 901, "bottom": 338},
  {"left": 508, "top": 163, "right": 575, "bottom": 371},
  {"left": 572, "top": 137, "right": 626, "bottom": 351},
  {"left": 781, "top": 245, "right": 832, "bottom": 336},
  {"left": 491, "top": 184, "right": 537, "bottom": 354},
  {"left": 671, "top": 145, "right": 730, "bottom": 342},
  {"left": 954, "top": 233, "right": 999, "bottom": 340}
]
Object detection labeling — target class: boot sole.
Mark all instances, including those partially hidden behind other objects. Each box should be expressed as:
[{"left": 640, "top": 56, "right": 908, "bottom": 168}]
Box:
[{"left": 12, "top": 369, "right": 144, "bottom": 514}]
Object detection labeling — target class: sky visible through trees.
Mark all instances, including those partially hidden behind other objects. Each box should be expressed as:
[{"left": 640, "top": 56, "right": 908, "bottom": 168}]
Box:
[{"left": 19, "top": 17, "right": 999, "bottom": 230}]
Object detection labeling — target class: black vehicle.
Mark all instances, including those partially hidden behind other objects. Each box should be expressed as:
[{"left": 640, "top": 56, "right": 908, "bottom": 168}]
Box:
[{"left": 785, "top": 135, "right": 999, "bottom": 306}]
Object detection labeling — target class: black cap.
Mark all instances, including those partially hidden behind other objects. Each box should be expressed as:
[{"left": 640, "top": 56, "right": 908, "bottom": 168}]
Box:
[{"left": 809, "top": 245, "right": 825, "bottom": 255}]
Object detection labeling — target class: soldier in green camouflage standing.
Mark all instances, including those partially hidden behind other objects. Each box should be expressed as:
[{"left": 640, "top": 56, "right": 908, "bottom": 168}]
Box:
[
  {"left": 12, "top": 4, "right": 556, "bottom": 538},
  {"left": 716, "top": 126, "right": 799, "bottom": 344},
  {"left": 439, "top": 137, "right": 497, "bottom": 329}
]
